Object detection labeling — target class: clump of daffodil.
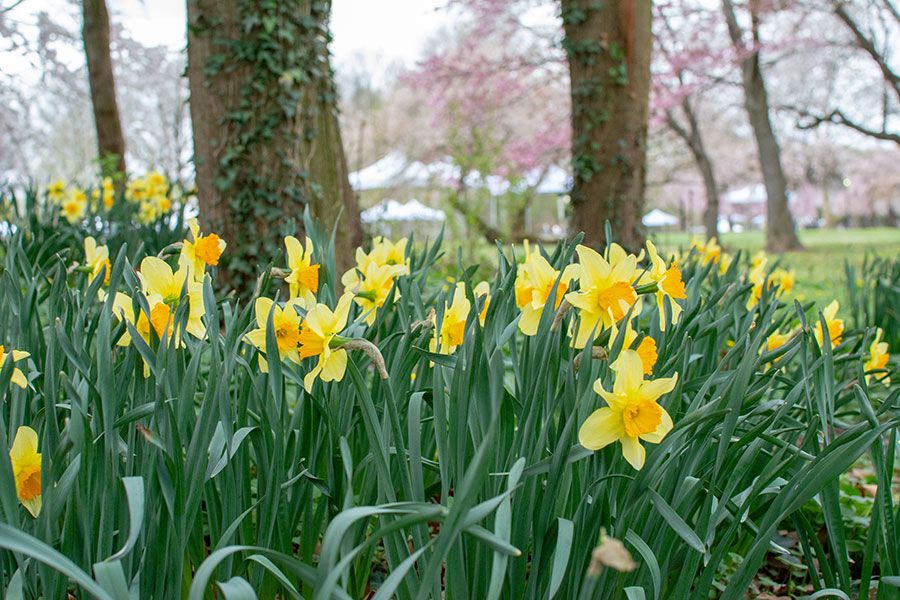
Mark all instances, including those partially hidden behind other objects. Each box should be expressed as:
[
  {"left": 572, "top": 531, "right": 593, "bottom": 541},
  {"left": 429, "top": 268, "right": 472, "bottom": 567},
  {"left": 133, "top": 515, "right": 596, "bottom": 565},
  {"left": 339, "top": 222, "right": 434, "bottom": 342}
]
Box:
[
  {"left": 691, "top": 236, "right": 721, "bottom": 265},
  {"left": 101, "top": 176, "right": 115, "bottom": 209},
  {"left": 244, "top": 298, "right": 305, "bottom": 372},
  {"left": 864, "top": 328, "right": 890, "bottom": 386},
  {"left": 46, "top": 179, "right": 66, "bottom": 203},
  {"left": 298, "top": 293, "right": 354, "bottom": 391},
  {"left": 60, "top": 187, "right": 88, "bottom": 224},
  {"left": 127, "top": 172, "right": 173, "bottom": 224},
  {"left": 746, "top": 256, "right": 795, "bottom": 309},
  {"left": 125, "top": 177, "right": 148, "bottom": 203},
  {"left": 430, "top": 282, "right": 471, "bottom": 356},
  {"left": 813, "top": 300, "right": 844, "bottom": 349},
  {"left": 640, "top": 240, "right": 686, "bottom": 330},
  {"left": 342, "top": 236, "right": 410, "bottom": 290},
  {"left": 579, "top": 350, "right": 678, "bottom": 470},
  {"left": 565, "top": 244, "right": 638, "bottom": 349},
  {"left": 180, "top": 219, "right": 226, "bottom": 281},
  {"left": 285, "top": 236, "right": 320, "bottom": 306},
  {"left": 349, "top": 261, "right": 404, "bottom": 325},
  {"left": 474, "top": 281, "right": 490, "bottom": 326},
  {"left": 10, "top": 426, "right": 41, "bottom": 517},
  {"left": 0, "top": 344, "right": 29, "bottom": 388},
  {"left": 514, "top": 241, "right": 579, "bottom": 336},
  {"left": 83, "top": 236, "right": 111, "bottom": 287}
]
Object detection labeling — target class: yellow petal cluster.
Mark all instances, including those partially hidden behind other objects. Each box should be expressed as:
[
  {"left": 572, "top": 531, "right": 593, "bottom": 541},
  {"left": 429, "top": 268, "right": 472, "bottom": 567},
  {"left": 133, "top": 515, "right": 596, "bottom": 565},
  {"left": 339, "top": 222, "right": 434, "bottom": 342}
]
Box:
[
  {"left": 180, "top": 219, "right": 226, "bottom": 282},
  {"left": 430, "top": 282, "right": 471, "bottom": 355},
  {"left": 514, "top": 241, "right": 579, "bottom": 336},
  {"left": 813, "top": 300, "right": 844, "bottom": 349},
  {"left": 10, "top": 426, "right": 41, "bottom": 517},
  {"left": 0, "top": 344, "right": 30, "bottom": 389},
  {"left": 864, "top": 328, "right": 890, "bottom": 386}
]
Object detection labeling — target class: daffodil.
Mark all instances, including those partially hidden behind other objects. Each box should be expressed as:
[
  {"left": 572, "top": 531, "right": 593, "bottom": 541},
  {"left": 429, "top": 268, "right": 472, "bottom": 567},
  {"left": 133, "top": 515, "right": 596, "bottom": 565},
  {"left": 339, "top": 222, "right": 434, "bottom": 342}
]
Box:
[
  {"left": 772, "top": 268, "right": 794, "bottom": 295},
  {"left": 0, "top": 345, "right": 29, "bottom": 388},
  {"left": 514, "top": 241, "right": 579, "bottom": 336},
  {"left": 565, "top": 244, "right": 638, "bottom": 349},
  {"left": 608, "top": 317, "right": 657, "bottom": 375},
  {"left": 285, "top": 236, "right": 320, "bottom": 306},
  {"left": 579, "top": 350, "right": 678, "bottom": 470},
  {"left": 180, "top": 219, "right": 226, "bottom": 281},
  {"left": 474, "top": 281, "right": 490, "bottom": 326},
  {"left": 102, "top": 176, "right": 115, "bottom": 209},
  {"left": 342, "top": 237, "right": 410, "bottom": 289},
  {"left": 691, "top": 236, "right": 721, "bottom": 265},
  {"left": 145, "top": 171, "right": 168, "bottom": 197},
  {"left": 717, "top": 253, "right": 733, "bottom": 275},
  {"left": 47, "top": 180, "right": 66, "bottom": 203},
  {"left": 643, "top": 241, "right": 686, "bottom": 330},
  {"left": 864, "top": 328, "right": 890, "bottom": 386},
  {"left": 10, "top": 426, "right": 41, "bottom": 517},
  {"left": 126, "top": 177, "right": 148, "bottom": 203},
  {"left": 351, "top": 261, "right": 403, "bottom": 325},
  {"left": 430, "top": 282, "right": 471, "bottom": 355},
  {"left": 60, "top": 188, "right": 87, "bottom": 224},
  {"left": 813, "top": 300, "right": 844, "bottom": 349},
  {"left": 137, "top": 257, "right": 206, "bottom": 340},
  {"left": 84, "top": 236, "right": 111, "bottom": 286},
  {"left": 244, "top": 298, "right": 304, "bottom": 372},
  {"left": 298, "top": 293, "right": 353, "bottom": 391}
]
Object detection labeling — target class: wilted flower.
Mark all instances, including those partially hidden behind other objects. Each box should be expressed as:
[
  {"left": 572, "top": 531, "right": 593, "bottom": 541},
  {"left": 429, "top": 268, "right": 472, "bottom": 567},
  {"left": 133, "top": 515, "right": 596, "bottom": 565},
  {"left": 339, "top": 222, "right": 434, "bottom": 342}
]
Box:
[
  {"left": 579, "top": 350, "right": 678, "bottom": 470},
  {"left": 10, "top": 426, "right": 41, "bottom": 517}
]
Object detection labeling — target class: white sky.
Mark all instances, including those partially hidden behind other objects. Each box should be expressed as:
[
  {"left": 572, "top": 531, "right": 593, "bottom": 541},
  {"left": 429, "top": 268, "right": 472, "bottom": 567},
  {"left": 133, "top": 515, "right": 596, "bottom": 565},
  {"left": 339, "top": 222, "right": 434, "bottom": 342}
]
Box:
[{"left": 112, "top": 0, "right": 451, "bottom": 79}]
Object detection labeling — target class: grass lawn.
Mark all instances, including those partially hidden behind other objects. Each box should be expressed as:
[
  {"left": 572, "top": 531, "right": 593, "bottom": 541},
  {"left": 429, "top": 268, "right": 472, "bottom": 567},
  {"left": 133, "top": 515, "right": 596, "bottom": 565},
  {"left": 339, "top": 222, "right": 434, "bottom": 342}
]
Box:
[{"left": 650, "top": 227, "right": 900, "bottom": 307}]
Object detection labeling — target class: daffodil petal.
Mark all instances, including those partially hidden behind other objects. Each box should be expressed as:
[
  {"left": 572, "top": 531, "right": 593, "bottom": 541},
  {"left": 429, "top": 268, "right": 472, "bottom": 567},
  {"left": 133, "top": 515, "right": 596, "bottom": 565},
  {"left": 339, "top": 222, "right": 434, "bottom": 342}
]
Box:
[{"left": 579, "top": 407, "right": 623, "bottom": 451}]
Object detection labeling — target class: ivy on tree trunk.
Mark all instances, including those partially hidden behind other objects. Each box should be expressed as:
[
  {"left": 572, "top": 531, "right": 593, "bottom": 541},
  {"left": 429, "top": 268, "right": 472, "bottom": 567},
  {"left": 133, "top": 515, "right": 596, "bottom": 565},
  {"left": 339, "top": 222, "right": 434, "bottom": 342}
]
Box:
[
  {"left": 561, "top": 0, "right": 652, "bottom": 252},
  {"left": 186, "top": 0, "right": 362, "bottom": 294}
]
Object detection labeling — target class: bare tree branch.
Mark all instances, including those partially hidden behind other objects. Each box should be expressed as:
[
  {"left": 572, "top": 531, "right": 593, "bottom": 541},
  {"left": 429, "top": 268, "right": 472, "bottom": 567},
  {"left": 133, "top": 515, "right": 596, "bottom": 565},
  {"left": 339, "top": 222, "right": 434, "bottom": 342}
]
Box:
[
  {"left": 793, "top": 107, "right": 900, "bottom": 145},
  {"left": 832, "top": 1, "right": 900, "bottom": 101}
]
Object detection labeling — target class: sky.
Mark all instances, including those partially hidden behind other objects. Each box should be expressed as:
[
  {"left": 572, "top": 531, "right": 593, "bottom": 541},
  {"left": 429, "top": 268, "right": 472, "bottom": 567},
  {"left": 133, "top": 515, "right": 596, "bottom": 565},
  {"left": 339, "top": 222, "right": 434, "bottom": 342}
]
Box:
[{"left": 114, "top": 0, "right": 451, "bottom": 82}]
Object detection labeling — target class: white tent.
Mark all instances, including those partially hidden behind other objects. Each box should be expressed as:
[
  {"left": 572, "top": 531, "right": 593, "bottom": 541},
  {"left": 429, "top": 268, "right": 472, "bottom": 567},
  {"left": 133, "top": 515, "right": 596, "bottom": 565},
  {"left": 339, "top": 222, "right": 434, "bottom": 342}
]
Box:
[
  {"left": 360, "top": 199, "right": 446, "bottom": 224},
  {"left": 642, "top": 208, "right": 679, "bottom": 228}
]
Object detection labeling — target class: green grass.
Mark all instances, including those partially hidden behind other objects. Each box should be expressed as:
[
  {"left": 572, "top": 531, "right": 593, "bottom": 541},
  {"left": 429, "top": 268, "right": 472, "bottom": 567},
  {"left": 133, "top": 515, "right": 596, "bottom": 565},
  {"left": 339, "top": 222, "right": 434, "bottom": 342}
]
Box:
[{"left": 651, "top": 228, "right": 900, "bottom": 307}]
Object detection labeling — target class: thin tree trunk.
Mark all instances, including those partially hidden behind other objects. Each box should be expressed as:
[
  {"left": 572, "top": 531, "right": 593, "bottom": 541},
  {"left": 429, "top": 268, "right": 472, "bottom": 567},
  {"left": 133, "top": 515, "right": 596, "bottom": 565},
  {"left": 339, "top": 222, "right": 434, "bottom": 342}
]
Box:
[
  {"left": 665, "top": 97, "right": 720, "bottom": 240},
  {"left": 561, "top": 0, "right": 652, "bottom": 252},
  {"left": 722, "top": 0, "right": 802, "bottom": 252},
  {"left": 186, "top": 0, "right": 362, "bottom": 292},
  {"left": 82, "top": 0, "right": 127, "bottom": 179}
]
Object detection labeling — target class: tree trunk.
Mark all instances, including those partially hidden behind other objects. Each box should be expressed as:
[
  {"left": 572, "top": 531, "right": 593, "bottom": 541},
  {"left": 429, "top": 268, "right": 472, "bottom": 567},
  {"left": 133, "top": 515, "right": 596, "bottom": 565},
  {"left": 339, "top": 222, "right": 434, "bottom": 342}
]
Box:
[
  {"left": 186, "top": 0, "right": 362, "bottom": 293},
  {"left": 665, "top": 97, "right": 720, "bottom": 241},
  {"left": 561, "top": 0, "right": 652, "bottom": 252},
  {"left": 82, "top": 0, "right": 127, "bottom": 179},
  {"left": 722, "top": 0, "right": 802, "bottom": 252}
]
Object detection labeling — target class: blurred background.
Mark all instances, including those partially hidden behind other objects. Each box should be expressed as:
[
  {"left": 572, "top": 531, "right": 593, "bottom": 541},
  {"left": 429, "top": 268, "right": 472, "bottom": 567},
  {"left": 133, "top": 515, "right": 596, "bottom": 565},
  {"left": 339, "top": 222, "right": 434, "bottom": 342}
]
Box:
[{"left": 1, "top": 0, "right": 898, "bottom": 300}]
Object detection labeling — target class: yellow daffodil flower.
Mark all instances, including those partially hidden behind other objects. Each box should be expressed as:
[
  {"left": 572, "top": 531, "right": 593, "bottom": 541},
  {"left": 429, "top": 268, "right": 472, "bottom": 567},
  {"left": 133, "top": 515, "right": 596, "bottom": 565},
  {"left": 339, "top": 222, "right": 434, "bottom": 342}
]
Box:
[
  {"left": 102, "top": 176, "right": 115, "bottom": 209},
  {"left": 773, "top": 268, "right": 794, "bottom": 295},
  {"left": 137, "top": 257, "right": 206, "bottom": 340},
  {"left": 351, "top": 261, "right": 403, "bottom": 325},
  {"left": 864, "top": 328, "right": 890, "bottom": 386},
  {"left": 180, "top": 219, "right": 226, "bottom": 281},
  {"left": 47, "top": 180, "right": 66, "bottom": 203},
  {"left": 474, "top": 281, "right": 491, "bottom": 326},
  {"left": 285, "top": 236, "right": 320, "bottom": 306},
  {"left": 691, "top": 236, "right": 721, "bottom": 265},
  {"left": 643, "top": 241, "right": 686, "bottom": 330},
  {"left": 608, "top": 317, "right": 657, "bottom": 375},
  {"left": 430, "top": 282, "right": 471, "bottom": 355},
  {"left": 342, "top": 237, "right": 410, "bottom": 290},
  {"left": 298, "top": 293, "right": 353, "bottom": 392},
  {"left": 514, "top": 241, "right": 579, "bottom": 336},
  {"left": 244, "top": 297, "right": 305, "bottom": 372},
  {"left": 0, "top": 345, "right": 29, "bottom": 389},
  {"left": 579, "top": 350, "right": 678, "bottom": 470},
  {"left": 565, "top": 244, "right": 638, "bottom": 349},
  {"left": 84, "top": 236, "right": 111, "bottom": 286},
  {"left": 813, "top": 300, "right": 844, "bottom": 349},
  {"left": 126, "top": 178, "right": 147, "bottom": 203},
  {"left": 60, "top": 188, "right": 87, "bottom": 224},
  {"left": 10, "top": 426, "right": 41, "bottom": 517},
  {"left": 145, "top": 171, "right": 168, "bottom": 197}
]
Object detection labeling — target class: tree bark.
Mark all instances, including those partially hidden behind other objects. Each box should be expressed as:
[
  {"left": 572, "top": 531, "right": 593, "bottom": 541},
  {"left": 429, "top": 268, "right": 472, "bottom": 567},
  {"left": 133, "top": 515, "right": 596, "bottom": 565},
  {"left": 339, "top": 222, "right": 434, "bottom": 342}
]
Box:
[
  {"left": 665, "top": 97, "right": 720, "bottom": 240},
  {"left": 722, "top": 0, "right": 802, "bottom": 252},
  {"left": 561, "top": 0, "right": 652, "bottom": 252},
  {"left": 187, "top": 0, "right": 362, "bottom": 293},
  {"left": 82, "top": 0, "right": 127, "bottom": 179}
]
